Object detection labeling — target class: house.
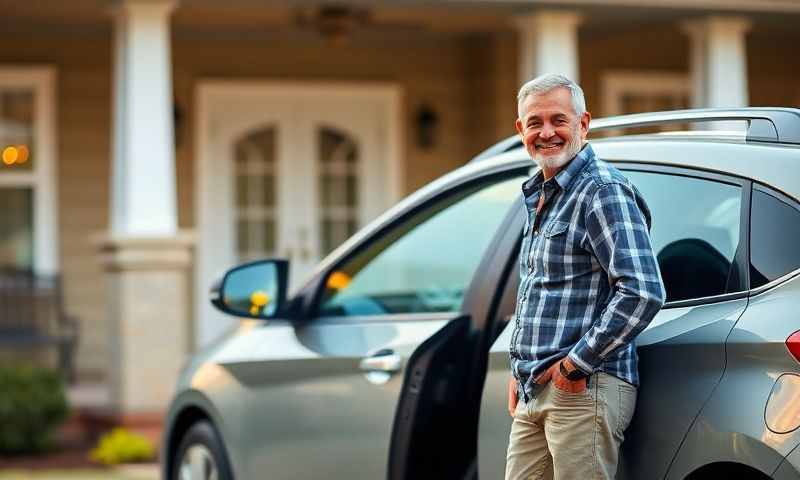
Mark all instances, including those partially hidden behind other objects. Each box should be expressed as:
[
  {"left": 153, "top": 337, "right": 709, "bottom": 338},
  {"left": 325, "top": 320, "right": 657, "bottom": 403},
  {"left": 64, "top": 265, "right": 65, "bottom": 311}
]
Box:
[{"left": 1, "top": 0, "right": 798, "bottom": 433}]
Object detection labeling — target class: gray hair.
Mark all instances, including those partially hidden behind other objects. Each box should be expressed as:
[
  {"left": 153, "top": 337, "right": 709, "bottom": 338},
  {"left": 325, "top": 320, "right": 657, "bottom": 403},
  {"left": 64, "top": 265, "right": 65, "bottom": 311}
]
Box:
[{"left": 517, "top": 74, "right": 586, "bottom": 117}]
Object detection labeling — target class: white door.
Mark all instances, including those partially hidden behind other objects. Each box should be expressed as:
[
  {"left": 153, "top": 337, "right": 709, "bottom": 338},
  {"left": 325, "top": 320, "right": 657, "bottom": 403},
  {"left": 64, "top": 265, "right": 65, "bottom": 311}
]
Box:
[{"left": 196, "top": 82, "right": 402, "bottom": 346}]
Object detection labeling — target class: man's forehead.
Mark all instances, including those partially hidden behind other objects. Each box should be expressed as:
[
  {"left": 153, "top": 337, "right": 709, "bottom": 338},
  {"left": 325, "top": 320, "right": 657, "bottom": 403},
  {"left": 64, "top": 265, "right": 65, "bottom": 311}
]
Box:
[{"left": 518, "top": 88, "right": 575, "bottom": 119}]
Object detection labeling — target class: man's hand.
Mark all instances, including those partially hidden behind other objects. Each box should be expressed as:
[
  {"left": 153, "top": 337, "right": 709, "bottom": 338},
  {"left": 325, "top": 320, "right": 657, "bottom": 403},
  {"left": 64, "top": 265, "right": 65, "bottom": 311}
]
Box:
[
  {"left": 535, "top": 358, "right": 587, "bottom": 394},
  {"left": 508, "top": 376, "right": 518, "bottom": 417}
]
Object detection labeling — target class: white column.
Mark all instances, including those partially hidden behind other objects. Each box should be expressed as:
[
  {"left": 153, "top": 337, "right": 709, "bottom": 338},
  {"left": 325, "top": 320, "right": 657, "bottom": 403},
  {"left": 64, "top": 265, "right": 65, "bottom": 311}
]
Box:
[
  {"left": 514, "top": 11, "right": 583, "bottom": 86},
  {"left": 683, "top": 16, "right": 751, "bottom": 109},
  {"left": 102, "top": 0, "right": 192, "bottom": 421},
  {"left": 111, "top": 0, "right": 178, "bottom": 236}
]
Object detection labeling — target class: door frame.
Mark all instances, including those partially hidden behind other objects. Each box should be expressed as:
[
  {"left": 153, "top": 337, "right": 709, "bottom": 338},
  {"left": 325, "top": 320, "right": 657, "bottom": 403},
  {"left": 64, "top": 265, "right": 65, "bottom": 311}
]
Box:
[{"left": 194, "top": 80, "right": 403, "bottom": 348}]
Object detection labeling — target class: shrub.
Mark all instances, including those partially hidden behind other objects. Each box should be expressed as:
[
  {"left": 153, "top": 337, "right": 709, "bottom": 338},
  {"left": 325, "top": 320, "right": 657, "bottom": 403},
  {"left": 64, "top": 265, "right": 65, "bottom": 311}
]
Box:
[
  {"left": 89, "top": 428, "right": 156, "bottom": 465},
  {"left": 0, "top": 365, "right": 69, "bottom": 454}
]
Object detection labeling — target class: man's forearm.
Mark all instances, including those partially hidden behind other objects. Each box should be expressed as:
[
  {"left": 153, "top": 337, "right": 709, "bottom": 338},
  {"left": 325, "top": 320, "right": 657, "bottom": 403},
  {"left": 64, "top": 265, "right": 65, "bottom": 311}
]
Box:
[{"left": 568, "top": 277, "right": 664, "bottom": 373}]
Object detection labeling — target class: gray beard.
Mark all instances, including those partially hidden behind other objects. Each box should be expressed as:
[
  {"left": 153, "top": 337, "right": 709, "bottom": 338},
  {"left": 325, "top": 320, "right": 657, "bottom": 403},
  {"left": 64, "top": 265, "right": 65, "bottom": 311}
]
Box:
[{"left": 533, "top": 133, "right": 584, "bottom": 171}]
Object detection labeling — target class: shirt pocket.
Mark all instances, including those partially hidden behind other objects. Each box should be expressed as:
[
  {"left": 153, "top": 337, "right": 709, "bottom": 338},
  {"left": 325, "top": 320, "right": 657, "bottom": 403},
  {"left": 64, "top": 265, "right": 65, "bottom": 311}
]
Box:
[
  {"left": 542, "top": 220, "right": 572, "bottom": 277},
  {"left": 544, "top": 220, "right": 570, "bottom": 238}
]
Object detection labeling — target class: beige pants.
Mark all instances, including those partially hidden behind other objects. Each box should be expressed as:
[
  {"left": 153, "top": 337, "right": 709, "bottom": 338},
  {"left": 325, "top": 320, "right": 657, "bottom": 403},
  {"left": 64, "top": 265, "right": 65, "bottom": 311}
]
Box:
[{"left": 505, "top": 373, "right": 637, "bottom": 480}]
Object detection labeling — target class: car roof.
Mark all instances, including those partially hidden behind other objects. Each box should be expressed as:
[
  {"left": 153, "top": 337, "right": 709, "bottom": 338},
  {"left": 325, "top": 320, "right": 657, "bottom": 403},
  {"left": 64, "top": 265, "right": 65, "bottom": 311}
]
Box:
[
  {"left": 477, "top": 135, "right": 800, "bottom": 200},
  {"left": 471, "top": 107, "right": 800, "bottom": 201}
]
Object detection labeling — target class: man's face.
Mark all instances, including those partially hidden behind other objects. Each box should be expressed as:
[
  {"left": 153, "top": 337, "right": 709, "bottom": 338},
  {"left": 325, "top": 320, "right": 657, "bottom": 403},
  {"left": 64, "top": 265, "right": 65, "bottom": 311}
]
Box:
[{"left": 515, "top": 87, "right": 591, "bottom": 172}]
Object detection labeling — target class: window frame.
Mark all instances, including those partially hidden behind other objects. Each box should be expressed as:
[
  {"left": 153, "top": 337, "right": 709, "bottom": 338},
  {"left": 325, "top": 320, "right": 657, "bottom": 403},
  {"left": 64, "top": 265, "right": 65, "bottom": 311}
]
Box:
[
  {"left": 0, "top": 66, "right": 58, "bottom": 275},
  {"left": 748, "top": 182, "right": 800, "bottom": 296},
  {"left": 304, "top": 168, "right": 530, "bottom": 324},
  {"left": 605, "top": 162, "right": 752, "bottom": 309}
]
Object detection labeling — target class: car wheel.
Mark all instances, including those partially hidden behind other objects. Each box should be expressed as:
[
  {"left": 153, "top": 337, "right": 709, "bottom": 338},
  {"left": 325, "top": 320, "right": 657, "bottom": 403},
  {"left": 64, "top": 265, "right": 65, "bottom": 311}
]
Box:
[{"left": 173, "top": 420, "right": 234, "bottom": 480}]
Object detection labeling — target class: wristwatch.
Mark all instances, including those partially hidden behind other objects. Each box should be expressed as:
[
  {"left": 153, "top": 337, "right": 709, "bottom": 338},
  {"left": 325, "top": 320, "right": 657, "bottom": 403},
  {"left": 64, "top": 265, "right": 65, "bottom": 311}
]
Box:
[{"left": 559, "top": 359, "right": 589, "bottom": 381}]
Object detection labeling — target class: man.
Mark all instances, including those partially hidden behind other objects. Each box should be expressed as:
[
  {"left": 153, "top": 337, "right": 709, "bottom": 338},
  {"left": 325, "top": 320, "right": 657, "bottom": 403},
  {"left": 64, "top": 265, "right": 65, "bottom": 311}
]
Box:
[{"left": 505, "top": 74, "right": 666, "bottom": 480}]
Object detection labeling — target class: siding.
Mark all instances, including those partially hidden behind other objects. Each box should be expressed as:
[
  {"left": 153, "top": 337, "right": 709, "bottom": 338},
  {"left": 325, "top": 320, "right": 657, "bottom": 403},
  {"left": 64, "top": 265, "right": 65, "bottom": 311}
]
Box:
[{"left": 0, "top": 33, "right": 112, "bottom": 380}]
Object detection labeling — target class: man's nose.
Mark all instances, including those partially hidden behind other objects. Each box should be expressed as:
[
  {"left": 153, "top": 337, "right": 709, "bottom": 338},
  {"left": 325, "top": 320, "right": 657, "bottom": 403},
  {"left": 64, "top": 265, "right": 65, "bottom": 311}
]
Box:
[{"left": 539, "top": 123, "right": 556, "bottom": 139}]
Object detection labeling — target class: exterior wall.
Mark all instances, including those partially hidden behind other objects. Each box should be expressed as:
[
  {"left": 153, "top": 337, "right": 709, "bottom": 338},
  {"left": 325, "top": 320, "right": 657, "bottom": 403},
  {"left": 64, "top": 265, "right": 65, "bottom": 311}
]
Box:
[
  {"left": 0, "top": 31, "right": 112, "bottom": 380},
  {"left": 0, "top": 26, "right": 504, "bottom": 381},
  {"left": 465, "top": 32, "right": 519, "bottom": 148},
  {"left": 172, "top": 28, "right": 495, "bottom": 231},
  {"left": 580, "top": 23, "right": 690, "bottom": 116},
  {"left": 748, "top": 29, "right": 800, "bottom": 107}
]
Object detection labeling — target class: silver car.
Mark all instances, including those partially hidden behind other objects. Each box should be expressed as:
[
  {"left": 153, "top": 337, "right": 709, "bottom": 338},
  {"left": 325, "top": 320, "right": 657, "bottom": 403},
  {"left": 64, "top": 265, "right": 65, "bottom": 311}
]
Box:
[{"left": 162, "top": 108, "right": 800, "bottom": 480}]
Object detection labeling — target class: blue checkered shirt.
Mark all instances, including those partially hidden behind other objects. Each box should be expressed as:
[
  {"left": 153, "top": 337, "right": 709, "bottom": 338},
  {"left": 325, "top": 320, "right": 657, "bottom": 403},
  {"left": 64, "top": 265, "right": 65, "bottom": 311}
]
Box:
[{"left": 510, "top": 143, "right": 665, "bottom": 399}]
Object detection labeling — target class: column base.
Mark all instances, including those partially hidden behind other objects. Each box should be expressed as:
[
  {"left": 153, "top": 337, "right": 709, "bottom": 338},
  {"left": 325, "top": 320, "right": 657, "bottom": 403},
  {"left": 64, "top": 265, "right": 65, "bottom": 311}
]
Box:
[{"left": 97, "top": 232, "right": 195, "bottom": 418}]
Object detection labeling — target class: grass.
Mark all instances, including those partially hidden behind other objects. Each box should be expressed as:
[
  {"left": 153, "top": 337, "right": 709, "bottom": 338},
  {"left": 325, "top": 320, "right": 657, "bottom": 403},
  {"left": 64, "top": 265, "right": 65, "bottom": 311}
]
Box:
[{"left": 0, "top": 467, "right": 157, "bottom": 480}]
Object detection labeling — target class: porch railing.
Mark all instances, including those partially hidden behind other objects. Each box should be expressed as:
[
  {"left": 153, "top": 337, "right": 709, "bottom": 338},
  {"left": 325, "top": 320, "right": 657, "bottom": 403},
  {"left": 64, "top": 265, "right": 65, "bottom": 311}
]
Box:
[{"left": 0, "top": 268, "right": 79, "bottom": 382}]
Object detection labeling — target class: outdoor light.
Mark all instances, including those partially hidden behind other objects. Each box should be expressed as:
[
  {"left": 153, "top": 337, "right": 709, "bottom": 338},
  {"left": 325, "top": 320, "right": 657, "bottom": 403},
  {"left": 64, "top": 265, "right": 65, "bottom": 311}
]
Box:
[
  {"left": 16, "top": 145, "right": 29, "bottom": 163},
  {"left": 295, "top": 4, "right": 370, "bottom": 44},
  {"left": 415, "top": 104, "right": 439, "bottom": 149},
  {"left": 2, "top": 146, "right": 17, "bottom": 165}
]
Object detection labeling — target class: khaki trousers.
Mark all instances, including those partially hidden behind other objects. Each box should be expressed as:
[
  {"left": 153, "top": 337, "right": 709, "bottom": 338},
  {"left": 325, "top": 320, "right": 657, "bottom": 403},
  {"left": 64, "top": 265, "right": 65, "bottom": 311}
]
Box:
[{"left": 505, "top": 373, "right": 637, "bottom": 480}]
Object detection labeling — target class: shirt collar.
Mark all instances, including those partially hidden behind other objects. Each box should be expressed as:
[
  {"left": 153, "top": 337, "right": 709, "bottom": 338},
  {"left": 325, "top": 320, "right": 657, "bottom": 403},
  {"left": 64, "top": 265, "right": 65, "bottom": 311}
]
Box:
[{"left": 522, "top": 142, "right": 595, "bottom": 198}]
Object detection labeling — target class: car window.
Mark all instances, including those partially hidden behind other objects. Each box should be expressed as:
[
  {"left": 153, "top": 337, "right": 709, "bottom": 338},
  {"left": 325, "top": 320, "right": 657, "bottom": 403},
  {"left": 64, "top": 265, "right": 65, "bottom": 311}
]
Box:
[
  {"left": 317, "top": 175, "right": 525, "bottom": 317},
  {"left": 625, "top": 171, "right": 743, "bottom": 303},
  {"left": 750, "top": 188, "right": 800, "bottom": 288}
]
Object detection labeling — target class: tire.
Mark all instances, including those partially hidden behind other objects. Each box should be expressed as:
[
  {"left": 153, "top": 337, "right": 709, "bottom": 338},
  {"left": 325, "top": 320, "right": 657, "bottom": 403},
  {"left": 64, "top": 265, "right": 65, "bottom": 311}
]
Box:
[{"left": 172, "top": 420, "right": 234, "bottom": 480}]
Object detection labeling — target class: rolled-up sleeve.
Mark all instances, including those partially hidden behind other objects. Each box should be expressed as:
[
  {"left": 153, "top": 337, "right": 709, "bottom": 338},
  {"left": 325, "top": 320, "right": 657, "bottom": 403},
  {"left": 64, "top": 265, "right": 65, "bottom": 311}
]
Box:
[{"left": 568, "top": 182, "right": 666, "bottom": 374}]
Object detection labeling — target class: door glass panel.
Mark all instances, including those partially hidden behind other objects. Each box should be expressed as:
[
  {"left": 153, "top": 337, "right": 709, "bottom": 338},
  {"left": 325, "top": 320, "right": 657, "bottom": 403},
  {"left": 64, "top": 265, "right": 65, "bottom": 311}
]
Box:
[
  {"left": 234, "top": 128, "right": 277, "bottom": 262},
  {"left": 318, "top": 175, "right": 525, "bottom": 317},
  {"left": 0, "top": 187, "right": 33, "bottom": 270},
  {"left": 318, "top": 128, "right": 359, "bottom": 255},
  {"left": 750, "top": 189, "right": 800, "bottom": 288},
  {"left": 626, "top": 171, "right": 742, "bottom": 302},
  {"left": 1, "top": 90, "right": 34, "bottom": 172}
]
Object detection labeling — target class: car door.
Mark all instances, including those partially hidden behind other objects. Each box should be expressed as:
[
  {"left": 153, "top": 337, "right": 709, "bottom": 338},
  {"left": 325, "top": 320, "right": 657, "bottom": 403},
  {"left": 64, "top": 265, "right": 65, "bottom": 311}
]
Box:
[
  {"left": 235, "top": 170, "right": 527, "bottom": 480},
  {"left": 478, "top": 163, "right": 751, "bottom": 480}
]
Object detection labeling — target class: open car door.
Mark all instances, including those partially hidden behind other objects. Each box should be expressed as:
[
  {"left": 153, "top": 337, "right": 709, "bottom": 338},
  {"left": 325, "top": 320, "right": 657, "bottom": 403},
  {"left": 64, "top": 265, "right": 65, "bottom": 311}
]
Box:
[{"left": 388, "top": 198, "right": 525, "bottom": 480}]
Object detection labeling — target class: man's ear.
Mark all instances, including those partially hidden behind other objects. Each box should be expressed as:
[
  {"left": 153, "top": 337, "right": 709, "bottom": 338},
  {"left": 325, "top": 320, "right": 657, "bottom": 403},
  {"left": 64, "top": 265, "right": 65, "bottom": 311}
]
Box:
[
  {"left": 515, "top": 118, "right": 524, "bottom": 138},
  {"left": 580, "top": 112, "right": 591, "bottom": 140}
]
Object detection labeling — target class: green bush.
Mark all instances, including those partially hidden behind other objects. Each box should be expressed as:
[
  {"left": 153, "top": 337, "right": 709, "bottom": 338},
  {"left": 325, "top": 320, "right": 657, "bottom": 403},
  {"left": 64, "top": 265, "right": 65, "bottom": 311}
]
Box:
[
  {"left": 0, "top": 365, "right": 69, "bottom": 454},
  {"left": 89, "top": 428, "right": 156, "bottom": 465}
]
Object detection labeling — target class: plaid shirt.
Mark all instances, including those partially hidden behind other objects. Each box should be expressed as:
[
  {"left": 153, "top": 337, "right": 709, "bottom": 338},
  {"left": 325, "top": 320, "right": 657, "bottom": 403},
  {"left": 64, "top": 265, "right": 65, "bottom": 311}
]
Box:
[{"left": 510, "top": 143, "right": 665, "bottom": 400}]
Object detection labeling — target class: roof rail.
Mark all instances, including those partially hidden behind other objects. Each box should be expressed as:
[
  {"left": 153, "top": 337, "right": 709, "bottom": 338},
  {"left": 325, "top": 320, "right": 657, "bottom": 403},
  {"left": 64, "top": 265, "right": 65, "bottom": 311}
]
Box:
[
  {"left": 469, "top": 107, "right": 800, "bottom": 164},
  {"left": 591, "top": 108, "right": 800, "bottom": 144}
]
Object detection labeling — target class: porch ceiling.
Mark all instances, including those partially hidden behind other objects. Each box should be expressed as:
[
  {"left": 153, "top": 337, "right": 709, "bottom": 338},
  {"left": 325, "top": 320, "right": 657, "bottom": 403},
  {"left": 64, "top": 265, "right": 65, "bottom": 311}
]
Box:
[{"left": 1, "top": 0, "right": 799, "bottom": 36}]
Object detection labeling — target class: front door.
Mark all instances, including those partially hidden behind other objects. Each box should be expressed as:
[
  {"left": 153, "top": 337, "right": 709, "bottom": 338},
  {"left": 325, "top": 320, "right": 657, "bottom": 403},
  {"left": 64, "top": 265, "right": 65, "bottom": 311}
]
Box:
[{"left": 196, "top": 82, "right": 402, "bottom": 346}]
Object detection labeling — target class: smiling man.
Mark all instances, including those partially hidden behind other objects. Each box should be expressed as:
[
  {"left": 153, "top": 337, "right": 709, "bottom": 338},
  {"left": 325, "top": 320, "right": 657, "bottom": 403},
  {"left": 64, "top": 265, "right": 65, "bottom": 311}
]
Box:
[{"left": 505, "top": 74, "right": 666, "bottom": 480}]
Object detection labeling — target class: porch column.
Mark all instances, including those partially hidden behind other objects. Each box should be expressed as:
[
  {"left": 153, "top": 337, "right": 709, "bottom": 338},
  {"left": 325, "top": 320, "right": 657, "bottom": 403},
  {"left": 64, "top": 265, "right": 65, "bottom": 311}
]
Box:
[
  {"left": 683, "top": 16, "right": 751, "bottom": 109},
  {"left": 514, "top": 11, "right": 583, "bottom": 87},
  {"left": 101, "top": 0, "right": 192, "bottom": 425}
]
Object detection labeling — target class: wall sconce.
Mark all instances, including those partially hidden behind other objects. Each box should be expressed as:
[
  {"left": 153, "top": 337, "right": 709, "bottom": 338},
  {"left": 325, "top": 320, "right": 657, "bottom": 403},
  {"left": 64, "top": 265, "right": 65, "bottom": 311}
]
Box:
[{"left": 415, "top": 104, "right": 439, "bottom": 150}]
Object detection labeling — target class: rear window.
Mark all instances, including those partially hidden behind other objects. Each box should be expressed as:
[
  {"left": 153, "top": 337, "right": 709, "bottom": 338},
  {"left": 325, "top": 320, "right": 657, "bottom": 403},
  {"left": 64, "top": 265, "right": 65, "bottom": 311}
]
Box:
[{"left": 750, "top": 188, "right": 800, "bottom": 288}]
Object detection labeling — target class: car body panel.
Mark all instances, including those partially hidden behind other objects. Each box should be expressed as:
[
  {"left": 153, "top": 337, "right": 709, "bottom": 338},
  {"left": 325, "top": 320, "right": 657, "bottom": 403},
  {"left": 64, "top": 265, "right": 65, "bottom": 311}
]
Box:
[
  {"left": 620, "top": 298, "right": 748, "bottom": 479},
  {"left": 176, "top": 314, "right": 454, "bottom": 479},
  {"left": 774, "top": 441, "right": 800, "bottom": 479},
  {"left": 478, "top": 298, "right": 749, "bottom": 480},
  {"left": 667, "top": 272, "right": 800, "bottom": 479}
]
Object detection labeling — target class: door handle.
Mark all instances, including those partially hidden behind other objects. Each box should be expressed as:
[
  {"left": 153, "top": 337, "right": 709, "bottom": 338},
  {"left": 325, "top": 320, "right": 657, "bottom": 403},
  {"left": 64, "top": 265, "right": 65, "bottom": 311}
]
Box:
[{"left": 359, "top": 351, "right": 402, "bottom": 373}]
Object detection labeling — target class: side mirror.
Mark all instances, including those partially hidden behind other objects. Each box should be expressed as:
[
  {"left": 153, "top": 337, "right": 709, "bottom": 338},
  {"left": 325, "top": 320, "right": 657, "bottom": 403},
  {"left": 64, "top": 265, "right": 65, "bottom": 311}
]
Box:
[{"left": 210, "top": 259, "right": 289, "bottom": 319}]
